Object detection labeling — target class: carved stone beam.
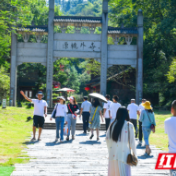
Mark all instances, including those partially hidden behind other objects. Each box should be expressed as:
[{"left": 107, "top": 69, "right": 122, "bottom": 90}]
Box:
[
  {"left": 113, "top": 35, "right": 119, "bottom": 45},
  {"left": 61, "top": 25, "right": 67, "bottom": 33},
  {"left": 125, "top": 35, "right": 133, "bottom": 45},
  {"left": 36, "top": 33, "right": 43, "bottom": 43},
  {"left": 89, "top": 24, "right": 96, "bottom": 34},
  {"left": 75, "top": 25, "right": 81, "bottom": 34},
  {"left": 22, "top": 33, "right": 30, "bottom": 43}
]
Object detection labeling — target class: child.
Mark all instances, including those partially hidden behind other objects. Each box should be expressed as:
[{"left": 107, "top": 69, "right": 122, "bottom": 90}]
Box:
[{"left": 164, "top": 100, "right": 176, "bottom": 176}]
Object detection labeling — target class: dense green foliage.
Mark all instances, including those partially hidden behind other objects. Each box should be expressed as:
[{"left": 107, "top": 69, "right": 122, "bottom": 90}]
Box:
[
  {"left": 109, "top": 0, "right": 176, "bottom": 106},
  {"left": 0, "top": 67, "right": 10, "bottom": 100}
]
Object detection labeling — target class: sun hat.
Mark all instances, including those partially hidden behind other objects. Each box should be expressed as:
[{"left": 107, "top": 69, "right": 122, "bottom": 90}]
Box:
[
  {"left": 67, "top": 96, "right": 74, "bottom": 101},
  {"left": 142, "top": 101, "right": 152, "bottom": 110},
  {"left": 59, "top": 96, "right": 65, "bottom": 101},
  {"left": 36, "top": 91, "right": 44, "bottom": 98}
]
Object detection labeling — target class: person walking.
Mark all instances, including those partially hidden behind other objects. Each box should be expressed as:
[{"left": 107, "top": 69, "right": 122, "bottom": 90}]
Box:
[
  {"left": 103, "top": 94, "right": 112, "bottom": 131},
  {"left": 51, "top": 96, "right": 68, "bottom": 143},
  {"left": 89, "top": 98, "right": 104, "bottom": 141},
  {"left": 164, "top": 100, "right": 176, "bottom": 176},
  {"left": 138, "top": 99, "right": 146, "bottom": 146},
  {"left": 127, "top": 99, "right": 139, "bottom": 138},
  {"left": 139, "top": 101, "right": 156, "bottom": 155},
  {"left": 106, "top": 107, "right": 137, "bottom": 176},
  {"left": 20, "top": 90, "right": 48, "bottom": 141},
  {"left": 79, "top": 96, "right": 91, "bottom": 134},
  {"left": 109, "top": 95, "right": 121, "bottom": 124},
  {"left": 66, "top": 96, "right": 79, "bottom": 141}
]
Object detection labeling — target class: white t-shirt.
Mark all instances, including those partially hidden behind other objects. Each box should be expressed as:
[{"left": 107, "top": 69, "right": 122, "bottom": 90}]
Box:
[
  {"left": 54, "top": 103, "right": 68, "bottom": 117},
  {"left": 138, "top": 103, "right": 145, "bottom": 112},
  {"left": 32, "top": 99, "right": 48, "bottom": 117},
  {"left": 127, "top": 103, "right": 139, "bottom": 120},
  {"left": 81, "top": 100, "right": 91, "bottom": 112},
  {"left": 109, "top": 102, "right": 121, "bottom": 122},
  {"left": 103, "top": 100, "right": 113, "bottom": 118},
  {"left": 165, "top": 117, "right": 176, "bottom": 153}
]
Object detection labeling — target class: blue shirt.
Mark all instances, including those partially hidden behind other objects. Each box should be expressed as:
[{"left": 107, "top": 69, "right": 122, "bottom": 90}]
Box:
[{"left": 139, "top": 110, "right": 156, "bottom": 127}]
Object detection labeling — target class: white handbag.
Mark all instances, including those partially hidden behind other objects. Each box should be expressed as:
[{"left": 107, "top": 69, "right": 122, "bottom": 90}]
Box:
[{"left": 63, "top": 125, "right": 68, "bottom": 136}]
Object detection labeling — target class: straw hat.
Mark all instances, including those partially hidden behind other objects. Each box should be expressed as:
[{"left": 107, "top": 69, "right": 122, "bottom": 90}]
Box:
[{"left": 142, "top": 101, "right": 152, "bottom": 110}]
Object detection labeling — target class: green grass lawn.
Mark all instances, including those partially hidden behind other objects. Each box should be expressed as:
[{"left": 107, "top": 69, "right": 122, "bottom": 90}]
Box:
[
  {"left": 148, "top": 110, "right": 171, "bottom": 151},
  {"left": 0, "top": 106, "right": 33, "bottom": 176}
]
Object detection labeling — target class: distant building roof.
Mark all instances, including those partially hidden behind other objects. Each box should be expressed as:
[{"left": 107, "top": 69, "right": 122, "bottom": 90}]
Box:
[
  {"left": 17, "top": 25, "right": 48, "bottom": 33},
  {"left": 54, "top": 16, "right": 102, "bottom": 24},
  {"left": 108, "top": 26, "right": 138, "bottom": 36}
]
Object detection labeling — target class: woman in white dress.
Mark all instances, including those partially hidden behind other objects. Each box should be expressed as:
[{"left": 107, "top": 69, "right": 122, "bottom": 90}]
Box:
[{"left": 106, "top": 107, "right": 137, "bottom": 176}]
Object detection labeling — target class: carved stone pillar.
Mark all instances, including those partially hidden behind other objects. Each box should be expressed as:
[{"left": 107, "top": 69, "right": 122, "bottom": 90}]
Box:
[
  {"left": 100, "top": 0, "right": 108, "bottom": 96},
  {"left": 136, "top": 9, "right": 143, "bottom": 104},
  {"left": 10, "top": 32, "right": 17, "bottom": 106},
  {"left": 46, "top": 0, "right": 54, "bottom": 107}
]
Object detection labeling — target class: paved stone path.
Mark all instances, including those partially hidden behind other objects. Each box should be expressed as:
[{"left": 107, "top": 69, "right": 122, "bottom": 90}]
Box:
[{"left": 11, "top": 130, "right": 169, "bottom": 176}]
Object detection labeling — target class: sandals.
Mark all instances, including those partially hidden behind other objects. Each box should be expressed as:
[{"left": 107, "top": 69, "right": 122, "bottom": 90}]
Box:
[{"left": 90, "top": 134, "right": 94, "bottom": 139}]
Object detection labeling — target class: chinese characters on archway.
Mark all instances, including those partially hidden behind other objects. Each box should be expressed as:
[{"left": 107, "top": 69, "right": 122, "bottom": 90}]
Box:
[{"left": 63, "top": 41, "right": 97, "bottom": 51}]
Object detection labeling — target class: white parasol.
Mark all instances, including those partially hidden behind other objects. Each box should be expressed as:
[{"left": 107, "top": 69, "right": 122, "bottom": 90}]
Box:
[
  {"left": 89, "top": 93, "right": 107, "bottom": 103},
  {"left": 55, "top": 87, "right": 75, "bottom": 93}
]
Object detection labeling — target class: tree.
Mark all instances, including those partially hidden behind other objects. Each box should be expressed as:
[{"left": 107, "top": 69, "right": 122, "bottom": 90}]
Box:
[
  {"left": 0, "top": 66, "right": 10, "bottom": 100},
  {"left": 0, "top": 0, "right": 33, "bottom": 68},
  {"left": 109, "top": 0, "right": 176, "bottom": 106}
]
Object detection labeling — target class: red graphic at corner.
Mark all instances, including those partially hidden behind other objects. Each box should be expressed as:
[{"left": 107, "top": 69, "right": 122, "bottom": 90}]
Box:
[{"left": 155, "top": 153, "right": 176, "bottom": 170}]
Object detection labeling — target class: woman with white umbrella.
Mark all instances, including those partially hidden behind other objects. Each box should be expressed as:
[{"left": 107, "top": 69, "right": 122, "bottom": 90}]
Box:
[{"left": 89, "top": 98, "right": 104, "bottom": 141}]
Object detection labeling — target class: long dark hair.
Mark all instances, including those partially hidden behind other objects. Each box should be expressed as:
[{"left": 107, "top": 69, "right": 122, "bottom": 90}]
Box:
[
  {"left": 146, "top": 109, "right": 153, "bottom": 113},
  {"left": 110, "top": 107, "right": 130, "bottom": 142},
  {"left": 92, "top": 98, "right": 101, "bottom": 108}
]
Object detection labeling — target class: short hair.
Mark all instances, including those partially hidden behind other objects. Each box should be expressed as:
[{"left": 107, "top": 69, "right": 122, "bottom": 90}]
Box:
[
  {"left": 171, "top": 100, "right": 176, "bottom": 111},
  {"left": 105, "top": 94, "right": 110, "bottom": 99},
  {"left": 113, "top": 95, "right": 119, "bottom": 102},
  {"left": 84, "top": 96, "right": 88, "bottom": 100},
  {"left": 142, "top": 99, "right": 146, "bottom": 102}
]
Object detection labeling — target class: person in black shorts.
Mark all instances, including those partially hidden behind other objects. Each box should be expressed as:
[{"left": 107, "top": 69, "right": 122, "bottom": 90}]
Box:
[{"left": 20, "top": 91, "right": 48, "bottom": 141}]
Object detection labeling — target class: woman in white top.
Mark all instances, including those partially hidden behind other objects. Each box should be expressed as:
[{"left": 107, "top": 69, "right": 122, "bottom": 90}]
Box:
[
  {"left": 106, "top": 107, "right": 137, "bottom": 176},
  {"left": 50, "top": 96, "right": 68, "bottom": 143}
]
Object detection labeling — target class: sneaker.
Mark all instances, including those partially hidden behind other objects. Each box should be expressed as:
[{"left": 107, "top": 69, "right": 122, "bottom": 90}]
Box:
[
  {"left": 87, "top": 128, "right": 90, "bottom": 132},
  {"left": 60, "top": 140, "right": 64, "bottom": 143},
  {"left": 97, "top": 138, "right": 99, "bottom": 141},
  {"left": 138, "top": 141, "right": 142, "bottom": 146},
  {"left": 66, "top": 136, "right": 69, "bottom": 141},
  {"left": 72, "top": 136, "right": 75, "bottom": 140},
  {"left": 90, "top": 134, "right": 94, "bottom": 139},
  {"left": 54, "top": 138, "right": 58, "bottom": 143},
  {"left": 31, "top": 137, "right": 36, "bottom": 141}
]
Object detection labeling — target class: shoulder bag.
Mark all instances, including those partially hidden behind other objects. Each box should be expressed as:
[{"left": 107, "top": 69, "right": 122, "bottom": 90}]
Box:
[
  {"left": 89, "top": 107, "right": 98, "bottom": 124},
  {"left": 146, "top": 111, "right": 155, "bottom": 133},
  {"left": 68, "top": 104, "right": 77, "bottom": 119},
  {"left": 127, "top": 123, "right": 138, "bottom": 166},
  {"left": 51, "top": 104, "right": 58, "bottom": 119}
]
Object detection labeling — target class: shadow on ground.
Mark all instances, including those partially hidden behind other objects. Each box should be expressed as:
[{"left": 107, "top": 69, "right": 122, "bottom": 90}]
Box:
[
  {"left": 79, "top": 140, "right": 102, "bottom": 145},
  {"left": 45, "top": 140, "right": 73, "bottom": 146}
]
